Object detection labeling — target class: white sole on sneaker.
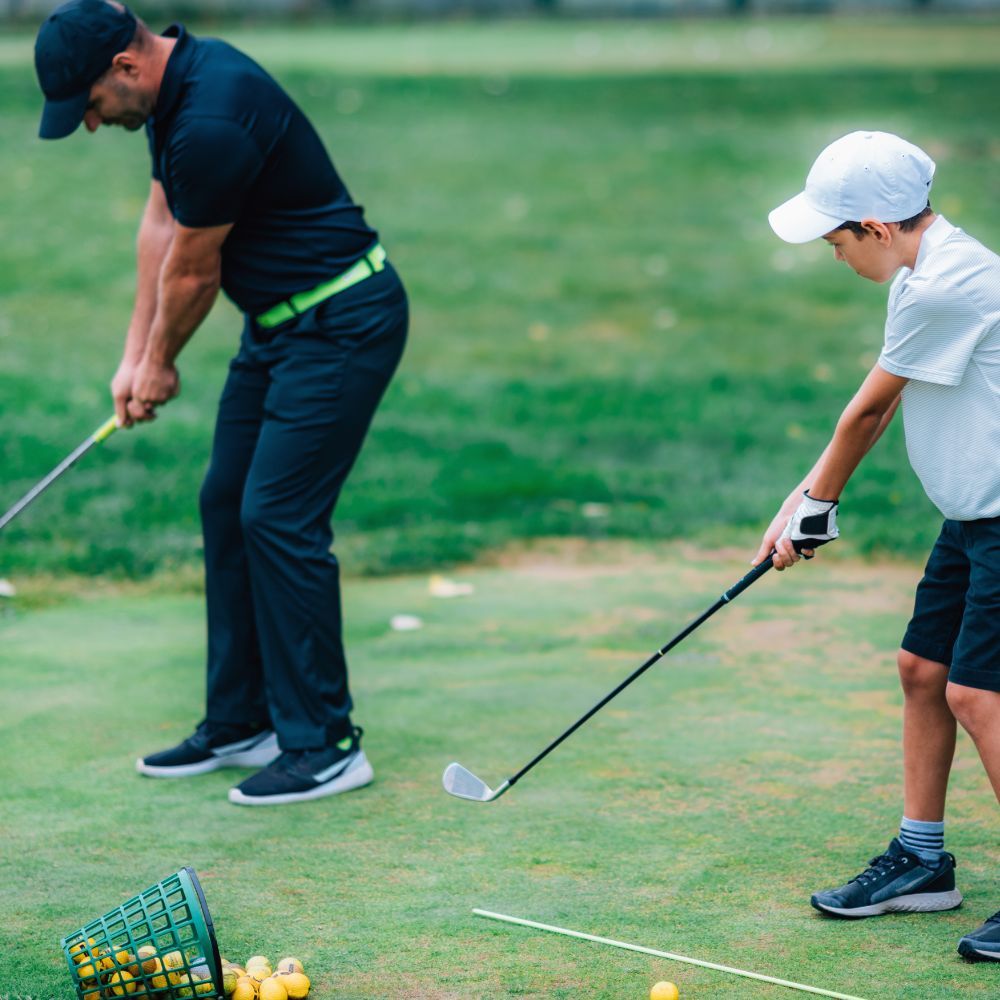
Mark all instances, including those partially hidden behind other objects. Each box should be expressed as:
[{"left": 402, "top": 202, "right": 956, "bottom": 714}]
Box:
[
  {"left": 962, "top": 946, "right": 1000, "bottom": 959},
  {"left": 814, "top": 889, "right": 963, "bottom": 918},
  {"left": 227, "top": 751, "right": 374, "bottom": 806},
  {"left": 136, "top": 731, "right": 280, "bottom": 778}
]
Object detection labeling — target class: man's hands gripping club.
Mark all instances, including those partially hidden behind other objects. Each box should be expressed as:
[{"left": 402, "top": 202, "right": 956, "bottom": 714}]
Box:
[
  {"left": 113, "top": 357, "right": 180, "bottom": 426},
  {"left": 111, "top": 182, "right": 228, "bottom": 427}
]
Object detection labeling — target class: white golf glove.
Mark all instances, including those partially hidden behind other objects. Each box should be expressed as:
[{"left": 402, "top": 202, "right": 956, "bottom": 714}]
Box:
[{"left": 780, "top": 491, "right": 839, "bottom": 556}]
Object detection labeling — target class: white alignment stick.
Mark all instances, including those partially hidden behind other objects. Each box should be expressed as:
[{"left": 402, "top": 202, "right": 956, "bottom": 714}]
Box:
[{"left": 473, "top": 909, "right": 870, "bottom": 1000}]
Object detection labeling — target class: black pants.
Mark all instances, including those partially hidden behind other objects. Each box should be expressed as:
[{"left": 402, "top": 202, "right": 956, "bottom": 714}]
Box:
[{"left": 199, "top": 263, "right": 408, "bottom": 750}]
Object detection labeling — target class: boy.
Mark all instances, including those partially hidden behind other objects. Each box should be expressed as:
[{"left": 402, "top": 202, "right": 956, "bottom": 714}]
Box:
[{"left": 756, "top": 130, "right": 1000, "bottom": 961}]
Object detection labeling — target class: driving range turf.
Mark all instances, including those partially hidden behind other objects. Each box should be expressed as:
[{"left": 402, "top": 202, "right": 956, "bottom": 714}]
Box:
[
  {"left": 2, "top": 14, "right": 1000, "bottom": 999},
  {"left": 2, "top": 541, "right": 1000, "bottom": 997}
]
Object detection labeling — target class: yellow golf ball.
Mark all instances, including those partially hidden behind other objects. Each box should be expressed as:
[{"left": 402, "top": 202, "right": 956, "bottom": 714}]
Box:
[
  {"left": 232, "top": 979, "right": 257, "bottom": 1000},
  {"left": 650, "top": 982, "right": 679, "bottom": 1000},
  {"left": 259, "top": 979, "right": 288, "bottom": 1000},
  {"left": 280, "top": 972, "right": 310, "bottom": 999}
]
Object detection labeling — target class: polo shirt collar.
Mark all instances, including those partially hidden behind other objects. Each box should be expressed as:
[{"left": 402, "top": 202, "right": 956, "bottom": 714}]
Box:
[
  {"left": 914, "top": 215, "right": 954, "bottom": 272},
  {"left": 154, "top": 24, "right": 193, "bottom": 123}
]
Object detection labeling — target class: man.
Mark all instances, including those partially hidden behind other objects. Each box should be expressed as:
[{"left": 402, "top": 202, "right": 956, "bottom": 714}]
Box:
[
  {"left": 34, "top": 0, "right": 409, "bottom": 805},
  {"left": 756, "top": 130, "right": 1000, "bottom": 960}
]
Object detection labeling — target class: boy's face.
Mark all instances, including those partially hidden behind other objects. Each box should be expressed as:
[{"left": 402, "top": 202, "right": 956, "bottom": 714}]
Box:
[{"left": 821, "top": 226, "right": 899, "bottom": 284}]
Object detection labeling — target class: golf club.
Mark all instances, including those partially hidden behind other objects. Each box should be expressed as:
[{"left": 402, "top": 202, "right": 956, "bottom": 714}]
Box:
[
  {"left": 0, "top": 415, "right": 118, "bottom": 533},
  {"left": 443, "top": 546, "right": 803, "bottom": 802}
]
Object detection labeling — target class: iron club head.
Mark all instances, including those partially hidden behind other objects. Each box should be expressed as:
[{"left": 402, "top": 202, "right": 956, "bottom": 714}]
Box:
[{"left": 442, "top": 762, "right": 511, "bottom": 802}]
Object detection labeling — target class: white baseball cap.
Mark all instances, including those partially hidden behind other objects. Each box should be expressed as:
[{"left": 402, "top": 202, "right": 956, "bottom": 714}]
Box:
[{"left": 769, "top": 130, "right": 936, "bottom": 244}]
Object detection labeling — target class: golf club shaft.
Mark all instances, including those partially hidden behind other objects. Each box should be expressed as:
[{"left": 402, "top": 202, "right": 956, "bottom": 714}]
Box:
[
  {"left": 0, "top": 416, "right": 118, "bottom": 533},
  {"left": 503, "top": 555, "right": 776, "bottom": 790}
]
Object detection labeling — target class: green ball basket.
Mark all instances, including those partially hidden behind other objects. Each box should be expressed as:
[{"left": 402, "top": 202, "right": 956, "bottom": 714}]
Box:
[{"left": 61, "top": 867, "right": 223, "bottom": 999}]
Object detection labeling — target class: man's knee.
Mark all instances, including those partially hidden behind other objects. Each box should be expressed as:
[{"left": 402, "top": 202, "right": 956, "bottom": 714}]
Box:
[
  {"left": 898, "top": 649, "right": 949, "bottom": 700},
  {"left": 946, "top": 682, "right": 1000, "bottom": 736},
  {"left": 200, "top": 465, "right": 243, "bottom": 520},
  {"left": 239, "top": 490, "right": 270, "bottom": 544}
]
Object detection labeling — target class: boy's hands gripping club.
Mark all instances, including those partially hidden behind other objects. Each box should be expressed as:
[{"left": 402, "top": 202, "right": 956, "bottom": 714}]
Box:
[
  {"left": 781, "top": 490, "right": 839, "bottom": 555},
  {"left": 756, "top": 490, "right": 839, "bottom": 570}
]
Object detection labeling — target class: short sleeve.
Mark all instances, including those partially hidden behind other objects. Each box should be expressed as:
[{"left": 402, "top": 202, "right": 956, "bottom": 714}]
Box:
[
  {"left": 880, "top": 276, "right": 986, "bottom": 387},
  {"left": 145, "top": 122, "right": 161, "bottom": 182},
  {"left": 163, "top": 117, "right": 264, "bottom": 228}
]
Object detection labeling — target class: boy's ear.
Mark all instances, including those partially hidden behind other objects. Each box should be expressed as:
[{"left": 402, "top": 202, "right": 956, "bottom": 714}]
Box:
[{"left": 860, "top": 219, "right": 893, "bottom": 244}]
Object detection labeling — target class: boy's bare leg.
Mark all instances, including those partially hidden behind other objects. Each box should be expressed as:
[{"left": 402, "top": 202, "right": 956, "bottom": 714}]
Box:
[
  {"left": 898, "top": 651, "right": 956, "bottom": 821},
  {"left": 947, "top": 682, "right": 1000, "bottom": 961},
  {"left": 946, "top": 683, "right": 1000, "bottom": 805}
]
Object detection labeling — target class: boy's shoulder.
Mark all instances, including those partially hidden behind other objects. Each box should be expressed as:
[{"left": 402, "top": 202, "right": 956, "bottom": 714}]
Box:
[
  {"left": 893, "top": 217, "right": 1000, "bottom": 318},
  {"left": 929, "top": 221, "right": 1000, "bottom": 271}
]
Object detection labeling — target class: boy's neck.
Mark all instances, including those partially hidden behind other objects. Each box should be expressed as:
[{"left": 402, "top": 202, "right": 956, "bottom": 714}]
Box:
[{"left": 899, "top": 212, "right": 939, "bottom": 271}]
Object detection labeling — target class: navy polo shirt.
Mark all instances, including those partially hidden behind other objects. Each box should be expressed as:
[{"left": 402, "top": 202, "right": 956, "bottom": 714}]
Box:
[{"left": 145, "top": 26, "right": 377, "bottom": 315}]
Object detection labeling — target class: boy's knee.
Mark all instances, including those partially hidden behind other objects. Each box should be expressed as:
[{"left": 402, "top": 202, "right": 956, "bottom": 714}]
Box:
[
  {"left": 898, "top": 649, "right": 949, "bottom": 699},
  {"left": 945, "top": 682, "right": 1000, "bottom": 734}
]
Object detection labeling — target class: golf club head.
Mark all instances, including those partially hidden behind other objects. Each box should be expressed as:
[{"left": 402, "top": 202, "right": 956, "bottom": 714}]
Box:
[{"left": 442, "top": 762, "right": 509, "bottom": 802}]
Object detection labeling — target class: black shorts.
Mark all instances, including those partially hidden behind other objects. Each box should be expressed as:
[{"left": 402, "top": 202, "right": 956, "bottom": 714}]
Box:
[{"left": 901, "top": 517, "right": 1000, "bottom": 692}]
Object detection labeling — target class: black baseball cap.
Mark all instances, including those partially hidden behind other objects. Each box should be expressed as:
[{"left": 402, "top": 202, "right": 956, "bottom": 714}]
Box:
[{"left": 35, "top": 0, "right": 137, "bottom": 140}]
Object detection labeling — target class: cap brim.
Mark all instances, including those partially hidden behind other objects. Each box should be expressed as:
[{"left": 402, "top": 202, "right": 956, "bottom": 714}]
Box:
[
  {"left": 768, "top": 191, "right": 844, "bottom": 244},
  {"left": 39, "top": 90, "right": 90, "bottom": 140}
]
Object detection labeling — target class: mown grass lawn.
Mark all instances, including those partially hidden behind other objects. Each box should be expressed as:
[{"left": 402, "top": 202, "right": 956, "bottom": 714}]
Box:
[
  {"left": 2, "top": 541, "right": 999, "bottom": 997},
  {"left": 2, "top": 18, "right": 1000, "bottom": 577},
  {"left": 3, "top": 16, "right": 1000, "bottom": 1000}
]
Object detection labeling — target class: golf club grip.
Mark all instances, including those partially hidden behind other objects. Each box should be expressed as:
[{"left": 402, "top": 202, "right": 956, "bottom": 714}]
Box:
[
  {"left": 508, "top": 556, "right": 774, "bottom": 788},
  {"left": 722, "top": 551, "right": 776, "bottom": 602}
]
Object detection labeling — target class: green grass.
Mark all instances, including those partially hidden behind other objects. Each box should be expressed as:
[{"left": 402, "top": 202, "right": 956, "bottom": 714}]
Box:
[
  {"left": 3, "top": 18, "right": 1000, "bottom": 577},
  {"left": 4, "top": 20, "right": 1000, "bottom": 999},
  {"left": 2, "top": 542, "right": 999, "bottom": 997}
]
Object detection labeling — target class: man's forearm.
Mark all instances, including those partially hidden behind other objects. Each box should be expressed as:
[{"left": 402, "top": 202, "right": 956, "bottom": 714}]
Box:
[
  {"left": 143, "top": 251, "right": 220, "bottom": 367},
  {"left": 125, "top": 198, "right": 175, "bottom": 363}
]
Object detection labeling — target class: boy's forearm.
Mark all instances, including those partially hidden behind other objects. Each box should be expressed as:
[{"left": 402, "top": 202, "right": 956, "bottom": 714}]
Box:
[
  {"left": 807, "top": 409, "right": 887, "bottom": 500},
  {"left": 787, "top": 371, "right": 905, "bottom": 503}
]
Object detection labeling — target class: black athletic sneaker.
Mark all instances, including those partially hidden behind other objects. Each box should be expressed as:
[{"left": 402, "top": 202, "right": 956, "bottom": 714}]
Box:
[
  {"left": 958, "top": 911, "right": 1000, "bottom": 961},
  {"left": 136, "top": 721, "right": 279, "bottom": 778},
  {"left": 228, "top": 727, "right": 373, "bottom": 806},
  {"left": 810, "top": 838, "right": 962, "bottom": 918}
]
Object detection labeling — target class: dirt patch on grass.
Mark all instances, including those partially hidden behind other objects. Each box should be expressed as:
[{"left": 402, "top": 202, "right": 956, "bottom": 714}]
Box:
[{"left": 486, "top": 537, "right": 664, "bottom": 580}]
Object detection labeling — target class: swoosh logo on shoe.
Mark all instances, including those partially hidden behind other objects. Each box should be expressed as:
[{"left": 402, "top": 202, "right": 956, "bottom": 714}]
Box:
[
  {"left": 871, "top": 870, "right": 938, "bottom": 904},
  {"left": 211, "top": 732, "right": 271, "bottom": 758},
  {"left": 312, "top": 754, "right": 356, "bottom": 784}
]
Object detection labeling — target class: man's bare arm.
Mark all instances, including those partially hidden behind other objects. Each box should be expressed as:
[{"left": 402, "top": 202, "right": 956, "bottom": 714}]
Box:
[
  {"left": 128, "top": 219, "right": 232, "bottom": 423},
  {"left": 112, "top": 180, "right": 174, "bottom": 426}
]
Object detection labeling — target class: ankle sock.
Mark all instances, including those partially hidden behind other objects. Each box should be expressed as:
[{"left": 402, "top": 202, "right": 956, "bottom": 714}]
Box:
[{"left": 899, "top": 816, "right": 946, "bottom": 864}]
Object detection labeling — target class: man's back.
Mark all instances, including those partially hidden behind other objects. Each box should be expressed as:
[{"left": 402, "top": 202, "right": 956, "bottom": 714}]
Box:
[{"left": 146, "top": 26, "right": 376, "bottom": 313}]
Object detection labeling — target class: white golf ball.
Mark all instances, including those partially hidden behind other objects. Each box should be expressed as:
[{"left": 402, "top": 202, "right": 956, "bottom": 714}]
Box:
[{"left": 390, "top": 614, "right": 423, "bottom": 631}]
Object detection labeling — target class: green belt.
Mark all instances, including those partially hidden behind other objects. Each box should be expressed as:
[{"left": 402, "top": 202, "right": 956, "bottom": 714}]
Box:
[{"left": 255, "top": 243, "right": 387, "bottom": 330}]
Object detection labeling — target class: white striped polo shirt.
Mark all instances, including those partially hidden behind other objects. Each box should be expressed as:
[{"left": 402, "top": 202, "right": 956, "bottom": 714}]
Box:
[{"left": 879, "top": 215, "right": 1000, "bottom": 521}]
